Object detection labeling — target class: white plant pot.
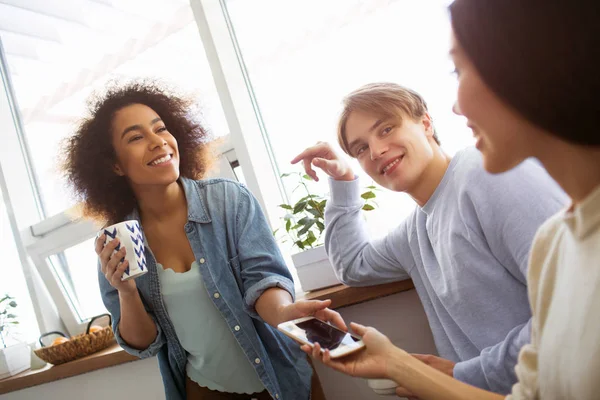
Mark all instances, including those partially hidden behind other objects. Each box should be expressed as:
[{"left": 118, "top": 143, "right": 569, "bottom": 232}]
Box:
[
  {"left": 292, "top": 246, "right": 340, "bottom": 292},
  {"left": 0, "top": 342, "right": 31, "bottom": 379}
]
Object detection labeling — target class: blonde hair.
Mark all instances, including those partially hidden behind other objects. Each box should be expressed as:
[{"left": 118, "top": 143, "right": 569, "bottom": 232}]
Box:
[{"left": 337, "top": 82, "right": 440, "bottom": 155}]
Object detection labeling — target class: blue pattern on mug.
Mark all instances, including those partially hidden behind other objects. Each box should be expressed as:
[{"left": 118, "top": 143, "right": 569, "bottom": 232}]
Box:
[{"left": 126, "top": 221, "right": 146, "bottom": 273}]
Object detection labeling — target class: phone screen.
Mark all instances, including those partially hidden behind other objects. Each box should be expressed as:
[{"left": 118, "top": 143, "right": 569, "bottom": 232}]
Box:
[{"left": 296, "top": 319, "right": 360, "bottom": 350}]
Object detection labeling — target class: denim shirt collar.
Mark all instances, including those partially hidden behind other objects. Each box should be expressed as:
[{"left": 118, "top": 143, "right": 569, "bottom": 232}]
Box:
[{"left": 125, "top": 176, "right": 211, "bottom": 224}]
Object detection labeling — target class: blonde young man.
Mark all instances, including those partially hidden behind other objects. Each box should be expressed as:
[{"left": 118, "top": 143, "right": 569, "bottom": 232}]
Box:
[{"left": 291, "top": 83, "right": 566, "bottom": 394}]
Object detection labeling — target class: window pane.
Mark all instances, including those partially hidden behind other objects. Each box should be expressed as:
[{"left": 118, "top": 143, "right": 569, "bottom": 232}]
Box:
[
  {"left": 1, "top": 0, "right": 229, "bottom": 217},
  {"left": 0, "top": 190, "right": 39, "bottom": 344},
  {"left": 225, "top": 0, "right": 473, "bottom": 234},
  {"left": 47, "top": 238, "right": 106, "bottom": 323}
]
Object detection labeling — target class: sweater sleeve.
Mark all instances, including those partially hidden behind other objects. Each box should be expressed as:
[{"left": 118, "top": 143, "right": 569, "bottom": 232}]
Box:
[{"left": 324, "top": 177, "right": 415, "bottom": 286}]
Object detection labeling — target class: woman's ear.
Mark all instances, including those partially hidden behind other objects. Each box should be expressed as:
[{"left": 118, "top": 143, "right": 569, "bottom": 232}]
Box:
[{"left": 113, "top": 163, "right": 125, "bottom": 176}]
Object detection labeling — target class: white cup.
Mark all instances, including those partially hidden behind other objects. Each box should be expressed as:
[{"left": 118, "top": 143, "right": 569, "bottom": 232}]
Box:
[
  {"left": 367, "top": 379, "right": 398, "bottom": 396},
  {"left": 101, "top": 220, "right": 148, "bottom": 281}
]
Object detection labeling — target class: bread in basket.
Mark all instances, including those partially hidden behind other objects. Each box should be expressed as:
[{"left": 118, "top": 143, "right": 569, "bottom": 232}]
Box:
[{"left": 34, "top": 313, "right": 114, "bottom": 365}]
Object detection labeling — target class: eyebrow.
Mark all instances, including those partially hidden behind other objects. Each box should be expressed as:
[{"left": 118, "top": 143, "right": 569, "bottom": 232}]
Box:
[
  {"left": 121, "top": 117, "right": 163, "bottom": 138},
  {"left": 346, "top": 118, "right": 387, "bottom": 153}
]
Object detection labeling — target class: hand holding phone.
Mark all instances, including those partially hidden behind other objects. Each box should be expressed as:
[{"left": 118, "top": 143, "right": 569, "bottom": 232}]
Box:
[{"left": 278, "top": 316, "right": 365, "bottom": 358}]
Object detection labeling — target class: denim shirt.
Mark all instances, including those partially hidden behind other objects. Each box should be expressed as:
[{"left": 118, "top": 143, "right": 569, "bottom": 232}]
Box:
[{"left": 98, "top": 177, "right": 312, "bottom": 400}]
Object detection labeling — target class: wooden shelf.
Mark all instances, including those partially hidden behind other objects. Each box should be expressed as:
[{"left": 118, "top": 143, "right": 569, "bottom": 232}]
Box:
[
  {"left": 299, "top": 279, "right": 414, "bottom": 309},
  {"left": 0, "top": 342, "right": 137, "bottom": 395}
]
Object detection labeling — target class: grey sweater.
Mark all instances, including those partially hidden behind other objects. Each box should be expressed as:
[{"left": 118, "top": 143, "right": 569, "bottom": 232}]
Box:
[{"left": 324, "top": 147, "right": 567, "bottom": 394}]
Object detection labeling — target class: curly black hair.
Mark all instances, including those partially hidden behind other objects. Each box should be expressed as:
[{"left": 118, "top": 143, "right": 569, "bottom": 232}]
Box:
[{"left": 63, "top": 81, "right": 214, "bottom": 224}]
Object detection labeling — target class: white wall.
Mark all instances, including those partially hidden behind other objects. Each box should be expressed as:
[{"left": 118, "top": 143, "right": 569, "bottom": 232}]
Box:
[
  {"left": 0, "top": 357, "right": 163, "bottom": 400},
  {"left": 1, "top": 289, "right": 435, "bottom": 400}
]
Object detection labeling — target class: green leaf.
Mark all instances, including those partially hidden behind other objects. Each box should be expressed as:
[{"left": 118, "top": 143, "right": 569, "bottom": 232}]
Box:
[
  {"left": 285, "top": 220, "right": 291, "bottom": 232},
  {"left": 297, "top": 217, "right": 314, "bottom": 226},
  {"left": 293, "top": 201, "right": 307, "bottom": 214},
  {"left": 278, "top": 204, "right": 293, "bottom": 210},
  {"left": 9, "top": 321, "right": 19, "bottom": 325},
  {"left": 361, "top": 191, "right": 376, "bottom": 200},
  {"left": 307, "top": 208, "right": 323, "bottom": 218},
  {"left": 0, "top": 295, "right": 10, "bottom": 303},
  {"left": 281, "top": 172, "right": 297, "bottom": 178},
  {"left": 6, "top": 314, "right": 16, "bottom": 319},
  {"left": 362, "top": 204, "right": 375, "bottom": 211},
  {"left": 316, "top": 221, "right": 325, "bottom": 232},
  {"left": 297, "top": 195, "right": 317, "bottom": 203},
  {"left": 298, "top": 220, "right": 316, "bottom": 236},
  {"left": 295, "top": 240, "right": 305, "bottom": 250},
  {"left": 8, "top": 301, "right": 16, "bottom": 308},
  {"left": 302, "top": 174, "right": 313, "bottom": 181},
  {"left": 366, "top": 185, "right": 377, "bottom": 190},
  {"left": 283, "top": 213, "right": 293, "bottom": 221}
]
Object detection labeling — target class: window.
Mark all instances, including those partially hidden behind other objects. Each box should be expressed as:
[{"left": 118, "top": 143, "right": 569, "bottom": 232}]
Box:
[
  {"left": 2, "top": 0, "right": 229, "bottom": 217},
  {"left": 0, "top": 186, "right": 39, "bottom": 344},
  {"left": 0, "top": 0, "right": 235, "bottom": 336},
  {"left": 221, "top": 0, "right": 473, "bottom": 235}
]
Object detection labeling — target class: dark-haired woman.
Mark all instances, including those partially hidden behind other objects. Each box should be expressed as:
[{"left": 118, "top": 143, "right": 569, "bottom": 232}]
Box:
[
  {"left": 63, "top": 83, "right": 339, "bottom": 400},
  {"left": 306, "top": 1, "right": 600, "bottom": 399}
]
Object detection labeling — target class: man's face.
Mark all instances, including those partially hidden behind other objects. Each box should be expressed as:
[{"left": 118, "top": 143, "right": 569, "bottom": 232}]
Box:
[{"left": 344, "top": 109, "right": 437, "bottom": 192}]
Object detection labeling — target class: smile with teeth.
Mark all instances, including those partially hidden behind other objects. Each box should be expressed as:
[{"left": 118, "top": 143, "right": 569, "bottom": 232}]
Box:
[
  {"left": 149, "top": 154, "right": 172, "bottom": 166},
  {"left": 382, "top": 157, "right": 403, "bottom": 175}
]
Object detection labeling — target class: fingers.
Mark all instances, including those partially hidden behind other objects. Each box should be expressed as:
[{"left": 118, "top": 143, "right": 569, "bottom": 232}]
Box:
[
  {"left": 311, "top": 342, "right": 322, "bottom": 359},
  {"left": 301, "top": 344, "right": 312, "bottom": 356},
  {"left": 95, "top": 234, "right": 105, "bottom": 255},
  {"left": 315, "top": 308, "right": 347, "bottom": 331},
  {"left": 302, "top": 158, "right": 319, "bottom": 182},
  {"left": 395, "top": 386, "right": 416, "bottom": 398},
  {"left": 320, "top": 349, "right": 349, "bottom": 374},
  {"left": 301, "top": 299, "right": 331, "bottom": 315},
  {"left": 301, "top": 343, "right": 324, "bottom": 361},
  {"left": 109, "top": 259, "right": 129, "bottom": 285},
  {"left": 104, "top": 246, "right": 126, "bottom": 277},
  {"left": 349, "top": 322, "right": 368, "bottom": 336},
  {"left": 290, "top": 142, "right": 327, "bottom": 165},
  {"left": 98, "top": 237, "right": 121, "bottom": 271}
]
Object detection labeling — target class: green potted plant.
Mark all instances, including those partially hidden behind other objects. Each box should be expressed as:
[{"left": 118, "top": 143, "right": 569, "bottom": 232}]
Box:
[
  {"left": 276, "top": 172, "right": 377, "bottom": 291},
  {"left": 0, "top": 294, "right": 30, "bottom": 379}
]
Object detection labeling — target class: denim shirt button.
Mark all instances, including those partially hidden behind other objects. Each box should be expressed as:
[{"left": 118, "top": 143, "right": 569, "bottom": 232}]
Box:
[
  {"left": 213, "top": 292, "right": 220, "bottom": 299},
  {"left": 234, "top": 325, "right": 240, "bottom": 331},
  {"left": 275, "top": 395, "right": 279, "bottom": 399},
  {"left": 254, "top": 358, "right": 261, "bottom": 364},
  {"left": 184, "top": 223, "right": 193, "bottom": 233},
  {"left": 199, "top": 258, "right": 205, "bottom": 264}
]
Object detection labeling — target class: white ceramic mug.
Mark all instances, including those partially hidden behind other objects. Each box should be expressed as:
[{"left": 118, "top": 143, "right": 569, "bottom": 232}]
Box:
[{"left": 101, "top": 220, "right": 148, "bottom": 281}]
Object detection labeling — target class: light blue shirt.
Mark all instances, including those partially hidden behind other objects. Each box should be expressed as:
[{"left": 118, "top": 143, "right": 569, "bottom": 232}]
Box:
[
  {"left": 325, "top": 147, "right": 567, "bottom": 394},
  {"left": 158, "top": 261, "right": 264, "bottom": 394},
  {"left": 99, "top": 177, "right": 312, "bottom": 400}
]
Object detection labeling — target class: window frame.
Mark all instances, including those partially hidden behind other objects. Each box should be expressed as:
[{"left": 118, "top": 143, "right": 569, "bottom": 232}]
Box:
[{"left": 1, "top": 0, "right": 291, "bottom": 337}]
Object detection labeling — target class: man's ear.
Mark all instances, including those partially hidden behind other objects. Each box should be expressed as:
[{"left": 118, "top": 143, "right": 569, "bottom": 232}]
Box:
[
  {"left": 422, "top": 112, "right": 434, "bottom": 138},
  {"left": 113, "top": 163, "right": 125, "bottom": 176}
]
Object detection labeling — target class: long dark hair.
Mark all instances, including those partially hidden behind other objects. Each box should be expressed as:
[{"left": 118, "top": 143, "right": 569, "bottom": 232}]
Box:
[
  {"left": 63, "top": 81, "right": 214, "bottom": 224},
  {"left": 450, "top": 0, "right": 600, "bottom": 146}
]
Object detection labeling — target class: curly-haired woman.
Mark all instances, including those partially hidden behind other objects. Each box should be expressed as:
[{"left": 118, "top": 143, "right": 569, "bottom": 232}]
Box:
[{"left": 63, "top": 82, "right": 340, "bottom": 400}]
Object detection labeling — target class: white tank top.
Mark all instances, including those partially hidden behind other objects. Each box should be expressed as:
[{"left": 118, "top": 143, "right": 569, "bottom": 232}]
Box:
[{"left": 157, "top": 261, "right": 264, "bottom": 394}]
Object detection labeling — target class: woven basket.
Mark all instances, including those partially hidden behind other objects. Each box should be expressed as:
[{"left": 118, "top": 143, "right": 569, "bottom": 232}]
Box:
[{"left": 34, "top": 313, "right": 115, "bottom": 365}]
